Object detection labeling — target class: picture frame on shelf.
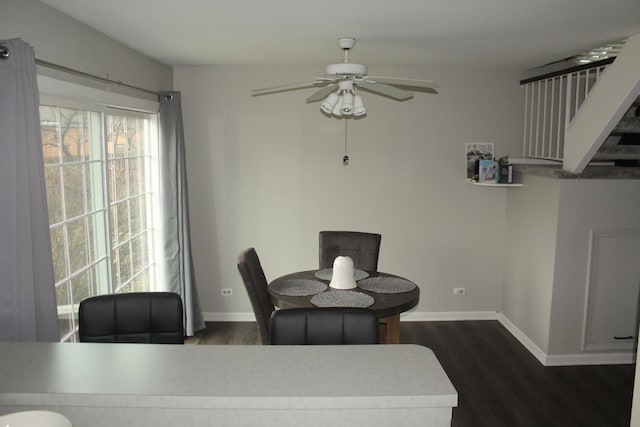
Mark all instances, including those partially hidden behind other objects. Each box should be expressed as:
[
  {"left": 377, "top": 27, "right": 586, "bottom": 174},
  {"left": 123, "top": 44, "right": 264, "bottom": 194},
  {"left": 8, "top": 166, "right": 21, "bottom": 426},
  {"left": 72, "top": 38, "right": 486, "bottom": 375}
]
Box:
[{"left": 465, "top": 142, "right": 494, "bottom": 180}]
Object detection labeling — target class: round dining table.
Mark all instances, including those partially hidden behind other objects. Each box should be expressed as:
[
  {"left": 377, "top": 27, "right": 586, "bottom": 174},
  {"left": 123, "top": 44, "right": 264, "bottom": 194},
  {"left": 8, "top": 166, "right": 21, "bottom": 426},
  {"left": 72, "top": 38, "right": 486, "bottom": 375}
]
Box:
[{"left": 268, "top": 269, "right": 420, "bottom": 344}]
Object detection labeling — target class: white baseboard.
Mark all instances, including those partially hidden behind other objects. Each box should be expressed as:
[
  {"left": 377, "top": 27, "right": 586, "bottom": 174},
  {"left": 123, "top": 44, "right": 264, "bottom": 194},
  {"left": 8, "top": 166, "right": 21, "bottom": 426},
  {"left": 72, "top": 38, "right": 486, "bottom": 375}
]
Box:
[
  {"left": 496, "top": 313, "right": 548, "bottom": 365},
  {"left": 544, "top": 352, "right": 636, "bottom": 366},
  {"left": 204, "top": 311, "right": 501, "bottom": 322},
  {"left": 497, "top": 313, "right": 636, "bottom": 366},
  {"left": 203, "top": 312, "right": 256, "bottom": 322},
  {"left": 401, "top": 311, "right": 500, "bottom": 321}
]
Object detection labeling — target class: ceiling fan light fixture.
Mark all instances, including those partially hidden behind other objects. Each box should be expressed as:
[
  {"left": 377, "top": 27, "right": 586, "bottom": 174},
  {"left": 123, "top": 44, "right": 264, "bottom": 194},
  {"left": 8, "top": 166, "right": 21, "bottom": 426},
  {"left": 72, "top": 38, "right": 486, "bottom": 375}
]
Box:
[
  {"left": 320, "top": 92, "right": 340, "bottom": 115},
  {"left": 332, "top": 97, "right": 343, "bottom": 117},
  {"left": 341, "top": 92, "right": 354, "bottom": 115},
  {"left": 353, "top": 94, "right": 366, "bottom": 117}
]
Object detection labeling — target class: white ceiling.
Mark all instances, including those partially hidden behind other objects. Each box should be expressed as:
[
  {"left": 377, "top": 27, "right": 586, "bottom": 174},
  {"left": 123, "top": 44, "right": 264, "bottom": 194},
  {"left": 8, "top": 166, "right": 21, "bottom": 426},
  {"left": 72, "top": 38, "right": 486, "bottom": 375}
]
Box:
[{"left": 41, "top": 0, "right": 640, "bottom": 71}]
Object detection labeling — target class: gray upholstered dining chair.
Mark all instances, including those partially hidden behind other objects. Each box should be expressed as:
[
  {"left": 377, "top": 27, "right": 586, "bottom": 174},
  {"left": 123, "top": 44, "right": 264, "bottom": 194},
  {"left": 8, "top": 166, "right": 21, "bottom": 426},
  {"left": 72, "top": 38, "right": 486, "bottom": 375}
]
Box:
[
  {"left": 78, "top": 292, "right": 185, "bottom": 344},
  {"left": 319, "top": 231, "right": 382, "bottom": 272},
  {"left": 270, "top": 307, "right": 379, "bottom": 345},
  {"left": 237, "top": 247, "right": 275, "bottom": 345}
]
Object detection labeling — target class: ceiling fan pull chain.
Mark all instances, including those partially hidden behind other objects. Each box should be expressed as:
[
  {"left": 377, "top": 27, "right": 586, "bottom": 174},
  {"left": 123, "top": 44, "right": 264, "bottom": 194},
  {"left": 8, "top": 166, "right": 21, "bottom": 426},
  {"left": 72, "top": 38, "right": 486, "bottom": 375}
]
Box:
[{"left": 343, "top": 119, "right": 349, "bottom": 166}]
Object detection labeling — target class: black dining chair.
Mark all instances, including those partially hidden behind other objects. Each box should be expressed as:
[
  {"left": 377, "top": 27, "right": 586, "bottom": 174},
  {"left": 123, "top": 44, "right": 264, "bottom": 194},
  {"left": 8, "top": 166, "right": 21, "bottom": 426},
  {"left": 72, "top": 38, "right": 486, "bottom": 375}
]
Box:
[
  {"left": 237, "top": 247, "right": 275, "bottom": 345},
  {"left": 270, "top": 307, "right": 379, "bottom": 345},
  {"left": 78, "top": 292, "right": 185, "bottom": 344},
  {"left": 319, "top": 231, "right": 382, "bottom": 272}
]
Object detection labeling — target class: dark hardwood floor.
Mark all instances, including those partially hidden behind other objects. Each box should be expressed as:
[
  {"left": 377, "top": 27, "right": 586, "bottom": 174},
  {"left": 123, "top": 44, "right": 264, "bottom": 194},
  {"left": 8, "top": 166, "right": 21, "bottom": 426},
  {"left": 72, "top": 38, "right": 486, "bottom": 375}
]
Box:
[
  {"left": 187, "top": 320, "right": 636, "bottom": 427},
  {"left": 187, "top": 321, "right": 260, "bottom": 345}
]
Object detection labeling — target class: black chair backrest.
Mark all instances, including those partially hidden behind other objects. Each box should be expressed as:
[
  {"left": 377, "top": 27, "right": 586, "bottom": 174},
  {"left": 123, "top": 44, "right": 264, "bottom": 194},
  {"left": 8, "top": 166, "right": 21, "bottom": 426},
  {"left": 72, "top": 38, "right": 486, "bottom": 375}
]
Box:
[
  {"left": 78, "top": 292, "right": 184, "bottom": 344},
  {"left": 319, "top": 231, "right": 382, "bottom": 272},
  {"left": 237, "top": 247, "right": 275, "bottom": 345},
  {"left": 270, "top": 307, "right": 379, "bottom": 345}
]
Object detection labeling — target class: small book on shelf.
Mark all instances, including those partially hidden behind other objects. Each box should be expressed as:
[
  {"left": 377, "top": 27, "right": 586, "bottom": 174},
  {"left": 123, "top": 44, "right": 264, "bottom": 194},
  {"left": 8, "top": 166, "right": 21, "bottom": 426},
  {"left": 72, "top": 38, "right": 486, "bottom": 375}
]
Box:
[
  {"left": 499, "top": 163, "right": 513, "bottom": 184},
  {"left": 477, "top": 159, "right": 498, "bottom": 183}
]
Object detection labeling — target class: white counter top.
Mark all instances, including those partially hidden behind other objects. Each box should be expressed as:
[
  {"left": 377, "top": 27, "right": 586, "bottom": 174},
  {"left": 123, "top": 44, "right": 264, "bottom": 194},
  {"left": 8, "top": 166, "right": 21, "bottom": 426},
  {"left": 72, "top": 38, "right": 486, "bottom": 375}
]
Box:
[{"left": 0, "top": 342, "right": 457, "bottom": 426}]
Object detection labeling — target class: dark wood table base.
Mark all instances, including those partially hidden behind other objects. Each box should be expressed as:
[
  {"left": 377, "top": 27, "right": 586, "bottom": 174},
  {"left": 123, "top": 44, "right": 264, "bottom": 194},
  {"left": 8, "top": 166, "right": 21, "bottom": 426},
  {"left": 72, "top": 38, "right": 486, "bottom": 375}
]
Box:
[{"left": 379, "top": 314, "right": 401, "bottom": 344}]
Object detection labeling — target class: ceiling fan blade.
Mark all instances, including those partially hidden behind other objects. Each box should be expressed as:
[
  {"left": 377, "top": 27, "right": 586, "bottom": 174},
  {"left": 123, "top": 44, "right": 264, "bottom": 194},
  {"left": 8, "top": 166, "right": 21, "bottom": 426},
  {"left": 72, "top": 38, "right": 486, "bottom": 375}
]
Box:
[
  {"left": 357, "top": 82, "right": 414, "bottom": 101},
  {"left": 251, "top": 80, "right": 330, "bottom": 96},
  {"left": 305, "top": 85, "right": 338, "bottom": 103},
  {"left": 365, "top": 76, "right": 439, "bottom": 91},
  {"left": 313, "top": 76, "right": 338, "bottom": 82}
]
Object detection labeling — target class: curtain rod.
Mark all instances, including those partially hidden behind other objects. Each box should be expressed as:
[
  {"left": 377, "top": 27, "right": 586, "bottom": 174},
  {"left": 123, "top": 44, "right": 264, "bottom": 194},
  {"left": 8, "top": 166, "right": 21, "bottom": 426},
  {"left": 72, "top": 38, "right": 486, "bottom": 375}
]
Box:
[{"left": 35, "top": 58, "right": 163, "bottom": 97}]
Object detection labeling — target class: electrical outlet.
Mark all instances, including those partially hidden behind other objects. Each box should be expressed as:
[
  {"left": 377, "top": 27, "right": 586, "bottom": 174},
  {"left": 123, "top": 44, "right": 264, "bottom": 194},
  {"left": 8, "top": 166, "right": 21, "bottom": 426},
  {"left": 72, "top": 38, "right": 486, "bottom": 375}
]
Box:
[
  {"left": 453, "top": 287, "right": 466, "bottom": 296},
  {"left": 221, "top": 289, "right": 233, "bottom": 296}
]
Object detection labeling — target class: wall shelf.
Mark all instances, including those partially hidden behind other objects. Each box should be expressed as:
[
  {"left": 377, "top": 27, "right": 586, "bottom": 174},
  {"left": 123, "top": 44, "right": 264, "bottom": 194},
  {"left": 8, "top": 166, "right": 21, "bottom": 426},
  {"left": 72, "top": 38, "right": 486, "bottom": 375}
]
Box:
[{"left": 467, "top": 180, "right": 523, "bottom": 187}]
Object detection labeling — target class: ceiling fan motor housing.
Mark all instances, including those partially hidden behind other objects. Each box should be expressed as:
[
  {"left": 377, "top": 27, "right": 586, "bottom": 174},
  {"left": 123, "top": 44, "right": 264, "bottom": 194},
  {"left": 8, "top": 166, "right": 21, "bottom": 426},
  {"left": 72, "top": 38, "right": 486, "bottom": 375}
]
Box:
[{"left": 325, "top": 63, "right": 367, "bottom": 77}]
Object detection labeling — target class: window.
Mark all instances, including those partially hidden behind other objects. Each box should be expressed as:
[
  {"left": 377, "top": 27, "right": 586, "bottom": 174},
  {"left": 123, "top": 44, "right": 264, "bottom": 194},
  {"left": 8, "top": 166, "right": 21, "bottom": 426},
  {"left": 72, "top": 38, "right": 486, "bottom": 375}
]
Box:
[{"left": 40, "top": 102, "right": 160, "bottom": 342}]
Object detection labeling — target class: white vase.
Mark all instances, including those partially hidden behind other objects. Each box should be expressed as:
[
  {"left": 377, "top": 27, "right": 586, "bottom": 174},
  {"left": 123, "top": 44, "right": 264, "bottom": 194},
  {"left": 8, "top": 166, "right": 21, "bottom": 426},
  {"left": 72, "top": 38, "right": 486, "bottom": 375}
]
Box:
[{"left": 329, "top": 256, "right": 357, "bottom": 289}]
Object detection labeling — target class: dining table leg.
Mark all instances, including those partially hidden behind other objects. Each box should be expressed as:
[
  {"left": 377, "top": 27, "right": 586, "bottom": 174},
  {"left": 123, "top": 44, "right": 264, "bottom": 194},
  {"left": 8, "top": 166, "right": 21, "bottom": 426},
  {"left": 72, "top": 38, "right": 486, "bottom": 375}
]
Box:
[{"left": 378, "top": 314, "right": 401, "bottom": 344}]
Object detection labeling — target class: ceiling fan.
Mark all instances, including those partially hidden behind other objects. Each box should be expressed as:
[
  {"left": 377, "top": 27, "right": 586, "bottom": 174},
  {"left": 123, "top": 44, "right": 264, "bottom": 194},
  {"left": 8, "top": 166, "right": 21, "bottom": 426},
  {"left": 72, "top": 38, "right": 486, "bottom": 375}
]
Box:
[{"left": 251, "top": 38, "right": 439, "bottom": 118}]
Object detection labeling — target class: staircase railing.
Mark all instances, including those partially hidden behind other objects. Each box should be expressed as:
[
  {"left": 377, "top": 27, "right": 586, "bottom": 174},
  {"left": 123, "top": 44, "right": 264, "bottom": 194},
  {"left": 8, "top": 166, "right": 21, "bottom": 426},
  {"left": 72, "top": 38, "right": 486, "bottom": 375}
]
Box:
[{"left": 520, "top": 58, "right": 614, "bottom": 162}]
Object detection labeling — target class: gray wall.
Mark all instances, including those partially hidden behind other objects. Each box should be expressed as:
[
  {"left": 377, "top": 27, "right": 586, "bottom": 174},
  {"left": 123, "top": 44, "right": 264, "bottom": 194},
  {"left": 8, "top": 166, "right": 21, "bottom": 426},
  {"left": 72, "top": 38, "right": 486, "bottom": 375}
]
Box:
[
  {"left": 502, "top": 175, "right": 560, "bottom": 354},
  {"left": 175, "top": 64, "right": 524, "bottom": 319},
  {"left": 1, "top": 0, "right": 172, "bottom": 92},
  {"left": 502, "top": 175, "right": 640, "bottom": 360},
  {"left": 550, "top": 179, "right": 640, "bottom": 355},
  {"left": 6, "top": 0, "right": 639, "bottom": 365},
  {"left": 4, "top": 0, "right": 527, "bottom": 321}
]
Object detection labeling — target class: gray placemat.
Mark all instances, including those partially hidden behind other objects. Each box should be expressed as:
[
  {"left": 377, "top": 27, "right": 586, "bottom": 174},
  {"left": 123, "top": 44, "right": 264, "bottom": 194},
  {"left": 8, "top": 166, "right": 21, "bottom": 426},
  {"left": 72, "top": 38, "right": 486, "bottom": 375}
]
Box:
[
  {"left": 269, "top": 279, "right": 328, "bottom": 296},
  {"left": 357, "top": 276, "right": 417, "bottom": 294},
  {"left": 310, "top": 290, "right": 374, "bottom": 308},
  {"left": 314, "top": 268, "right": 369, "bottom": 281}
]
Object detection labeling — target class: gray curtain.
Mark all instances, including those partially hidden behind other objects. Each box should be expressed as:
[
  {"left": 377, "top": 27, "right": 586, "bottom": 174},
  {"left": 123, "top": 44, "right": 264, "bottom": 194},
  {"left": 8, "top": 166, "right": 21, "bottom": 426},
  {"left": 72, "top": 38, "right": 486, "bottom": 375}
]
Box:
[
  {"left": 0, "top": 39, "right": 59, "bottom": 342},
  {"left": 159, "top": 91, "right": 205, "bottom": 336}
]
